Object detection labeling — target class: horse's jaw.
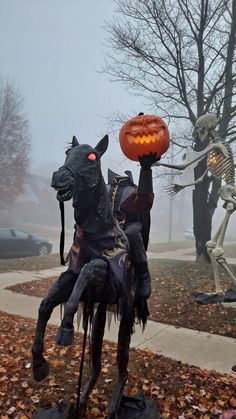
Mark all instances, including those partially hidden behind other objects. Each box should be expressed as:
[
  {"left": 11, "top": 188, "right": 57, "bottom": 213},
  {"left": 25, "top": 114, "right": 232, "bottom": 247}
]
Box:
[
  {"left": 56, "top": 186, "right": 73, "bottom": 202},
  {"left": 51, "top": 167, "right": 75, "bottom": 202}
]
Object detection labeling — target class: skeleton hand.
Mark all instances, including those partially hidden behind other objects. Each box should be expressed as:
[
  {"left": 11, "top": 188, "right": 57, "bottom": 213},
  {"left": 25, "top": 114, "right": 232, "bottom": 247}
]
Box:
[{"left": 166, "top": 183, "right": 185, "bottom": 196}]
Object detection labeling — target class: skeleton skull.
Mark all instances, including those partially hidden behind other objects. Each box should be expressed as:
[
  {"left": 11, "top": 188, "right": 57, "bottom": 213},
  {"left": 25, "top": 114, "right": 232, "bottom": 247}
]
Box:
[{"left": 195, "top": 114, "right": 218, "bottom": 141}]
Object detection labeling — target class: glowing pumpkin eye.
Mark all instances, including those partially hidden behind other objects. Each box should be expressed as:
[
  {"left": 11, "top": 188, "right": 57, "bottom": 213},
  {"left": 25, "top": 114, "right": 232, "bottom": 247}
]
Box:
[{"left": 88, "top": 153, "right": 96, "bottom": 160}]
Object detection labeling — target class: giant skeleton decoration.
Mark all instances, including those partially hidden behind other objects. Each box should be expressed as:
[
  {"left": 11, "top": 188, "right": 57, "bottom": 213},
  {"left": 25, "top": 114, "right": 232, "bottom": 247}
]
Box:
[
  {"left": 31, "top": 135, "right": 156, "bottom": 418},
  {"left": 154, "top": 114, "right": 236, "bottom": 294}
]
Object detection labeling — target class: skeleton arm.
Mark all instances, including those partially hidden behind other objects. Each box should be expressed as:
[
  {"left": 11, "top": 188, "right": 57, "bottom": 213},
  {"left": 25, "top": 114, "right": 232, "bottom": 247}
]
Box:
[
  {"left": 153, "top": 147, "right": 211, "bottom": 171},
  {"left": 153, "top": 140, "right": 228, "bottom": 171},
  {"left": 167, "top": 168, "right": 209, "bottom": 195},
  {"left": 154, "top": 158, "right": 201, "bottom": 171}
]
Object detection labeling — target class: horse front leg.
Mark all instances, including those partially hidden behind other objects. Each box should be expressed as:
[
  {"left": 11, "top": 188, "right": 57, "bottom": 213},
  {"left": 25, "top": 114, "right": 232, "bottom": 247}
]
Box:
[
  {"left": 77, "top": 303, "right": 107, "bottom": 418},
  {"left": 56, "top": 258, "right": 108, "bottom": 346},
  {"left": 107, "top": 310, "right": 132, "bottom": 419},
  {"left": 32, "top": 270, "right": 77, "bottom": 381}
]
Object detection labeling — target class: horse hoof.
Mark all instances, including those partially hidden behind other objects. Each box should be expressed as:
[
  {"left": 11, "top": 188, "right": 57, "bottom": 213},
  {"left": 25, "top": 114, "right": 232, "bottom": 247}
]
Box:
[
  {"left": 107, "top": 411, "right": 116, "bottom": 419},
  {"left": 77, "top": 402, "right": 87, "bottom": 418},
  {"left": 32, "top": 358, "right": 49, "bottom": 382},
  {"left": 55, "top": 326, "right": 74, "bottom": 346}
]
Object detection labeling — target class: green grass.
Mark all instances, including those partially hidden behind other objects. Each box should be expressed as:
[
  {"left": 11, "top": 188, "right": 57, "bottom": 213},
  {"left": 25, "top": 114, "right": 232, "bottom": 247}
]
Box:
[
  {"left": 178, "top": 242, "right": 236, "bottom": 258},
  {"left": 148, "top": 240, "right": 193, "bottom": 253},
  {"left": 0, "top": 239, "right": 234, "bottom": 274},
  {"left": 0, "top": 253, "right": 61, "bottom": 273}
]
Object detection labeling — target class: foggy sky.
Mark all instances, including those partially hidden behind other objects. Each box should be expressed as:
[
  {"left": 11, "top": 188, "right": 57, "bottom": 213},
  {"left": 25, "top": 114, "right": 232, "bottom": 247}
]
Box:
[
  {"left": 1, "top": 1, "right": 235, "bottom": 241},
  {"left": 0, "top": 0, "right": 141, "bottom": 178}
]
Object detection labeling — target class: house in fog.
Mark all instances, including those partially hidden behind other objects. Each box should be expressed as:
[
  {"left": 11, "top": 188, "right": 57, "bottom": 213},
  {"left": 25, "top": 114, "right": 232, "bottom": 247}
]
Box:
[{"left": 8, "top": 173, "right": 60, "bottom": 227}]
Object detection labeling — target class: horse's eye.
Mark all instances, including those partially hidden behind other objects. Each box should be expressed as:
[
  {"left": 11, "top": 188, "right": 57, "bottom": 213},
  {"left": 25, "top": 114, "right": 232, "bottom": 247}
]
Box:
[{"left": 88, "top": 153, "right": 96, "bottom": 161}]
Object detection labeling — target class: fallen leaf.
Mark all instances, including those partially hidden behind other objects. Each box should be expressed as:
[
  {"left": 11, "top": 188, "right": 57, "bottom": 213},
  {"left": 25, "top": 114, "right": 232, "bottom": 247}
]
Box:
[
  {"left": 90, "top": 407, "right": 102, "bottom": 416},
  {"left": 7, "top": 406, "right": 16, "bottom": 415},
  {"left": 229, "top": 398, "right": 236, "bottom": 407}
]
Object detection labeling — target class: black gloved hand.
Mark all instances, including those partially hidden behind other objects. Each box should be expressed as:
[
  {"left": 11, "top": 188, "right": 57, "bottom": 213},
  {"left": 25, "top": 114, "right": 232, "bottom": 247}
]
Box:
[{"left": 138, "top": 152, "right": 161, "bottom": 170}]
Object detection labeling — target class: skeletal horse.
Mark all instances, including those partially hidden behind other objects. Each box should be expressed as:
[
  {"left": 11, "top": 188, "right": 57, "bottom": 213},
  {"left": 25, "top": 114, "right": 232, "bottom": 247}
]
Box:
[{"left": 154, "top": 114, "right": 236, "bottom": 294}]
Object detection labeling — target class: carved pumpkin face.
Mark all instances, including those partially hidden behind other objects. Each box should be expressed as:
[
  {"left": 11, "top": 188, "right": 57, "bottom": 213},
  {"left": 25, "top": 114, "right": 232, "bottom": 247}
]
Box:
[{"left": 119, "top": 114, "right": 170, "bottom": 161}]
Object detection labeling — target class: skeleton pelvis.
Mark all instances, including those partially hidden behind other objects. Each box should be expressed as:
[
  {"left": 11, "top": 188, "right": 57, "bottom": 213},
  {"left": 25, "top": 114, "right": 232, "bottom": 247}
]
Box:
[{"left": 218, "top": 184, "right": 236, "bottom": 210}]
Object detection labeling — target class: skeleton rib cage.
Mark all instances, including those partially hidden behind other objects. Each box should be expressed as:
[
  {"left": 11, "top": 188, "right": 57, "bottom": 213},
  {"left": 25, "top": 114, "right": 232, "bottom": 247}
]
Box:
[{"left": 207, "top": 133, "right": 235, "bottom": 185}]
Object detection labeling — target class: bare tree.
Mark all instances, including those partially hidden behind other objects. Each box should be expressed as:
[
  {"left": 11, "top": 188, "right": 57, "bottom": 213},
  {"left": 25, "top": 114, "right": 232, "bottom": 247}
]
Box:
[
  {"left": 104, "top": 0, "right": 236, "bottom": 262},
  {"left": 0, "top": 79, "right": 31, "bottom": 213}
]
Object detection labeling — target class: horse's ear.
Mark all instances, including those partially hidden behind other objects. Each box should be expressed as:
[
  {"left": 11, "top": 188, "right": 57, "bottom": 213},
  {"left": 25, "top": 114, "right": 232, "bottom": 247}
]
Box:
[
  {"left": 95, "top": 135, "right": 109, "bottom": 157},
  {"left": 72, "top": 136, "right": 79, "bottom": 147}
]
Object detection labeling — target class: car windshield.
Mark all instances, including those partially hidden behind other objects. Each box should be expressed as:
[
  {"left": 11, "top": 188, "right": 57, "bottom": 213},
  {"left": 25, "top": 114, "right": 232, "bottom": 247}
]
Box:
[
  {"left": 14, "top": 230, "right": 30, "bottom": 238},
  {"left": 0, "top": 229, "right": 14, "bottom": 238}
]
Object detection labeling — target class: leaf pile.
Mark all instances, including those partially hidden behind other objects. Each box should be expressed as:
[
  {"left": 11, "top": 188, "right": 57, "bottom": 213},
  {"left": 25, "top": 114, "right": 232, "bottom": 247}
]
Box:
[{"left": 0, "top": 311, "right": 236, "bottom": 418}]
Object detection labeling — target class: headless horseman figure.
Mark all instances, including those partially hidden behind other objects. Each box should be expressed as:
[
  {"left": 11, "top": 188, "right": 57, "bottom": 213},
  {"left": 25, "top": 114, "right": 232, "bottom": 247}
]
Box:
[
  {"left": 67, "top": 152, "right": 159, "bottom": 311},
  {"left": 107, "top": 153, "right": 159, "bottom": 301}
]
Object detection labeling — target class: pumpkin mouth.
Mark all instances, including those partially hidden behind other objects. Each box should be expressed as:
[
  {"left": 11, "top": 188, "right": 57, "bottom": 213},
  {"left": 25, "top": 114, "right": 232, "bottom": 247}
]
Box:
[{"left": 127, "top": 135, "right": 161, "bottom": 145}]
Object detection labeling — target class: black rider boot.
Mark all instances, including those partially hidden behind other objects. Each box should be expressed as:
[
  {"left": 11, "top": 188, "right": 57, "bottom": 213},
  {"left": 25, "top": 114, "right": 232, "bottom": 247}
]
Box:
[{"left": 134, "top": 261, "right": 151, "bottom": 299}]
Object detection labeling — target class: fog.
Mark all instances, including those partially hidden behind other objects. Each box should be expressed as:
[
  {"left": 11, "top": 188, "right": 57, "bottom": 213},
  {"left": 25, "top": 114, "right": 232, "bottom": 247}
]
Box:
[
  {"left": 1, "top": 0, "right": 235, "bottom": 244},
  {"left": 0, "top": 0, "right": 140, "bottom": 165}
]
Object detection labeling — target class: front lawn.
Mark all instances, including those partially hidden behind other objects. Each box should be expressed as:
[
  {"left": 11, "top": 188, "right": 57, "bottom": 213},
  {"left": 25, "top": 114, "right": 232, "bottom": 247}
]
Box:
[
  {"left": 0, "top": 311, "right": 236, "bottom": 418},
  {"left": 6, "top": 258, "right": 236, "bottom": 338}
]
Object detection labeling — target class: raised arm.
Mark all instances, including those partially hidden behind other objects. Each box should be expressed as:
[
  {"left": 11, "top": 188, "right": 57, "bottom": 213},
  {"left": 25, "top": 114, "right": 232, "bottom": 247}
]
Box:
[
  {"left": 153, "top": 147, "right": 210, "bottom": 171},
  {"left": 167, "top": 168, "right": 209, "bottom": 196},
  {"left": 153, "top": 142, "right": 228, "bottom": 171}
]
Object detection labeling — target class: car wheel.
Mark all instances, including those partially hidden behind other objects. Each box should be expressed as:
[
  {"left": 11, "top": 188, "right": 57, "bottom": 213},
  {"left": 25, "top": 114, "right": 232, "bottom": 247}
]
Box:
[{"left": 38, "top": 244, "right": 49, "bottom": 256}]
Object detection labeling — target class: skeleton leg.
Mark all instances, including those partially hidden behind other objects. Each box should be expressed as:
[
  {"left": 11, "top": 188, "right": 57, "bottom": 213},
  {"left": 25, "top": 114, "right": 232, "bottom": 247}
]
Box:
[
  {"left": 77, "top": 303, "right": 107, "bottom": 418},
  {"left": 213, "top": 204, "right": 234, "bottom": 254},
  {"left": 209, "top": 203, "right": 236, "bottom": 291},
  {"left": 32, "top": 270, "right": 77, "bottom": 381},
  {"left": 207, "top": 222, "right": 225, "bottom": 293},
  {"left": 107, "top": 308, "right": 132, "bottom": 419}
]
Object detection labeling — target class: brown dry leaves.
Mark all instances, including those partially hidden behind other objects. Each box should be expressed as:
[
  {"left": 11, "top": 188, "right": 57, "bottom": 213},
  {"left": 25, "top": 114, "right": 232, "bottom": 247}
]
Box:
[
  {"left": 0, "top": 311, "right": 236, "bottom": 418},
  {"left": 148, "top": 259, "right": 236, "bottom": 338}
]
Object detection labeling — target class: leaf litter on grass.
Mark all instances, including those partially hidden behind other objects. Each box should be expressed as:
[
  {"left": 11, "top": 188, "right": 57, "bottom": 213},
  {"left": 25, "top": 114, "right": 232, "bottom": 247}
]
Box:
[
  {"left": 7, "top": 259, "right": 236, "bottom": 338},
  {"left": 0, "top": 311, "right": 236, "bottom": 418}
]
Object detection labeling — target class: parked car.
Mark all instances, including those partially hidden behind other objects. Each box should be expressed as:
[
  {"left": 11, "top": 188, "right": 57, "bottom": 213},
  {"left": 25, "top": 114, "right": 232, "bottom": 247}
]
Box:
[
  {"left": 0, "top": 227, "right": 53, "bottom": 258},
  {"left": 184, "top": 228, "right": 194, "bottom": 240}
]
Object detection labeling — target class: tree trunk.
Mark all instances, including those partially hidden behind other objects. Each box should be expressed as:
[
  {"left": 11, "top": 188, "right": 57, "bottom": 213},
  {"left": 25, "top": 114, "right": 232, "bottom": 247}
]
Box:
[
  {"left": 192, "top": 142, "right": 221, "bottom": 263},
  {"left": 192, "top": 156, "right": 211, "bottom": 263}
]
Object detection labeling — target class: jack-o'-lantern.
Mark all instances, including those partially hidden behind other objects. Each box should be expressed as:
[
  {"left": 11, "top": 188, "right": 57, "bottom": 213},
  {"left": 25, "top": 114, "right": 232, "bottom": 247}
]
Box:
[{"left": 119, "top": 113, "right": 170, "bottom": 161}]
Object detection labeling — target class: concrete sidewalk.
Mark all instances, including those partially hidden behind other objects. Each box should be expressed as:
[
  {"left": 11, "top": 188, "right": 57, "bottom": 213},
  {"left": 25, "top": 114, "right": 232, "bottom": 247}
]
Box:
[
  {"left": 1, "top": 266, "right": 236, "bottom": 376},
  {"left": 147, "top": 242, "right": 236, "bottom": 264}
]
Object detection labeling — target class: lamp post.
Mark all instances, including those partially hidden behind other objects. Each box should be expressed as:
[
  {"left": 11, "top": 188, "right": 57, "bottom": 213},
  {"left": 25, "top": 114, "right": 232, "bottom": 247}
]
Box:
[{"left": 168, "top": 144, "right": 174, "bottom": 243}]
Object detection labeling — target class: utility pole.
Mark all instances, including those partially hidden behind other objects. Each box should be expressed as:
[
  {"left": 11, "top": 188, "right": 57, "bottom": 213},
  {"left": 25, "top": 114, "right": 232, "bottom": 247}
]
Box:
[{"left": 168, "top": 144, "right": 174, "bottom": 243}]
